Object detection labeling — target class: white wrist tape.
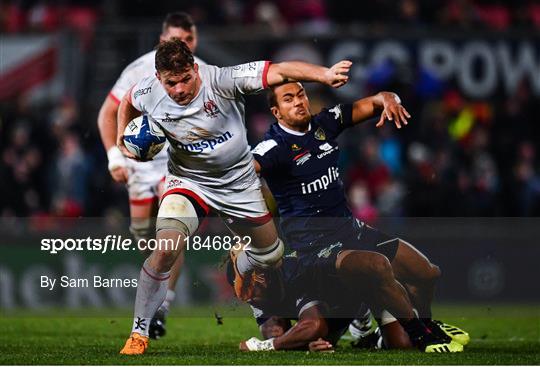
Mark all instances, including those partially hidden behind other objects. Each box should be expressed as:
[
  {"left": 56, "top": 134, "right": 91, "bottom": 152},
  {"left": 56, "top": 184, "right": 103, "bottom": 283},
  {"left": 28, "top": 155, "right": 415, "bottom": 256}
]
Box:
[
  {"left": 379, "top": 309, "right": 398, "bottom": 326},
  {"left": 245, "top": 337, "right": 275, "bottom": 351},
  {"left": 107, "top": 146, "right": 127, "bottom": 172}
]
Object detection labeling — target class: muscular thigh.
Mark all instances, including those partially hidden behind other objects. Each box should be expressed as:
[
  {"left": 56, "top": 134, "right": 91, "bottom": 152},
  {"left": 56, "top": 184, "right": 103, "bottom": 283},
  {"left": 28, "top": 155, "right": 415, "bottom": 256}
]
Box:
[
  {"left": 391, "top": 240, "right": 436, "bottom": 283},
  {"left": 336, "top": 249, "right": 391, "bottom": 281}
]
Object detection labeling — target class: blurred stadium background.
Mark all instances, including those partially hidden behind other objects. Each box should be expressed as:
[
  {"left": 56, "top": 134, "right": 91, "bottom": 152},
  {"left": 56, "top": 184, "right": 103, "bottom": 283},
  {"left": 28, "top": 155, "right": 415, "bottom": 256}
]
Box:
[{"left": 1, "top": 0, "right": 540, "bottom": 312}]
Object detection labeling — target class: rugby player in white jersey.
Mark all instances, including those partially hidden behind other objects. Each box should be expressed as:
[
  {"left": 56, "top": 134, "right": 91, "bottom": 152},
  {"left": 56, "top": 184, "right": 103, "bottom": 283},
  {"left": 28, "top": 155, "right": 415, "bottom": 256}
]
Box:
[
  {"left": 97, "top": 12, "right": 205, "bottom": 339},
  {"left": 116, "top": 38, "right": 352, "bottom": 355}
]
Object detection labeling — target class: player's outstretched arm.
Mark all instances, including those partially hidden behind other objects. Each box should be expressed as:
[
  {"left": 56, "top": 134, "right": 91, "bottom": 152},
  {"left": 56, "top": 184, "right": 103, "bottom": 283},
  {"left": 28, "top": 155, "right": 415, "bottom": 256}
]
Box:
[
  {"left": 97, "top": 95, "right": 129, "bottom": 182},
  {"left": 116, "top": 93, "right": 142, "bottom": 160},
  {"left": 272, "top": 305, "right": 329, "bottom": 351},
  {"left": 352, "top": 92, "right": 411, "bottom": 129},
  {"left": 239, "top": 305, "right": 330, "bottom": 351},
  {"left": 266, "top": 60, "right": 352, "bottom": 89}
]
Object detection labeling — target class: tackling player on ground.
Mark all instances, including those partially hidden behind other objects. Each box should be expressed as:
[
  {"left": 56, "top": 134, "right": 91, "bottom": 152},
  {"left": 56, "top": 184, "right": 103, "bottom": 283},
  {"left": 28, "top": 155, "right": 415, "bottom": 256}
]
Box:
[
  {"left": 225, "top": 253, "right": 412, "bottom": 352},
  {"left": 115, "top": 38, "right": 353, "bottom": 355},
  {"left": 250, "top": 82, "right": 469, "bottom": 352},
  {"left": 97, "top": 12, "right": 205, "bottom": 339}
]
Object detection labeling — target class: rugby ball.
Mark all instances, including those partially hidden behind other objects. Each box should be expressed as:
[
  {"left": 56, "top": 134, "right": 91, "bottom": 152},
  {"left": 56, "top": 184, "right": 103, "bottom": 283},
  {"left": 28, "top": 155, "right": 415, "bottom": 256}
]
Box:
[{"left": 123, "top": 115, "right": 166, "bottom": 160}]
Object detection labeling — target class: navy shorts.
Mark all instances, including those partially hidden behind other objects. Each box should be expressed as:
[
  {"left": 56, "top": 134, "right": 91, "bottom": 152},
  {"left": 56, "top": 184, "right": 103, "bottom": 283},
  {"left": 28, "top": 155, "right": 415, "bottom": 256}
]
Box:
[
  {"left": 291, "top": 219, "right": 400, "bottom": 312},
  {"left": 296, "top": 218, "right": 400, "bottom": 276}
]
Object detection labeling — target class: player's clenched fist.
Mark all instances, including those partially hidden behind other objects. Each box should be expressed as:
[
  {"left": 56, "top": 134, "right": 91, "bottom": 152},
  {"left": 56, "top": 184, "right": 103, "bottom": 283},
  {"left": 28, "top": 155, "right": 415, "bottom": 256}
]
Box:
[{"left": 106, "top": 146, "right": 129, "bottom": 183}]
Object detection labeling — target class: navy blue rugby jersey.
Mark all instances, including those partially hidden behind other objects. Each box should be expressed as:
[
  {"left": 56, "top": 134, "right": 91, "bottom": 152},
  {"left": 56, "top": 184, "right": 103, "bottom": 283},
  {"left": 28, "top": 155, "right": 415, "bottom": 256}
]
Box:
[
  {"left": 253, "top": 104, "right": 356, "bottom": 251},
  {"left": 248, "top": 254, "right": 318, "bottom": 326}
]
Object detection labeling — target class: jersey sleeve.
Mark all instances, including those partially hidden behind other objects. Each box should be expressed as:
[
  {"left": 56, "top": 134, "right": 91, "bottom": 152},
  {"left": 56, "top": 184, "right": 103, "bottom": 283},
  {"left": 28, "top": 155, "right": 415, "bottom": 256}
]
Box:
[
  {"left": 129, "top": 76, "right": 156, "bottom": 113},
  {"left": 251, "top": 138, "right": 287, "bottom": 174},
  {"left": 295, "top": 293, "right": 321, "bottom": 318},
  {"left": 110, "top": 70, "right": 138, "bottom": 104},
  {"left": 193, "top": 55, "right": 207, "bottom": 66},
  {"left": 314, "top": 103, "right": 354, "bottom": 140},
  {"left": 212, "top": 61, "right": 271, "bottom": 98}
]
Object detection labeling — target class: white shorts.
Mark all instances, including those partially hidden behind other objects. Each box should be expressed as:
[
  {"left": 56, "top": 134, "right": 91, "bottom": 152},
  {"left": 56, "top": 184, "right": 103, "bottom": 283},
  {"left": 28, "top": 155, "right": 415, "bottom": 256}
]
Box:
[
  {"left": 126, "top": 149, "right": 167, "bottom": 204},
  {"left": 162, "top": 173, "right": 271, "bottom": 225}
]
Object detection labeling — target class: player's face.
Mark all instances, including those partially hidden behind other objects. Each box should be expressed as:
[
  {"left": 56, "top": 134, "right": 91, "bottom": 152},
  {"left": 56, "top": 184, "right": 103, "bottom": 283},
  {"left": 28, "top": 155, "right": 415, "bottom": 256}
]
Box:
[
  {"left": 157, "top": 65, "right": 200, "bottom": 106},
  {"left": 272, "top": 83, "right": 311, "bottom": 129},
  {"left": 161, "top": 26, "right": 198, "bottom": 53}
]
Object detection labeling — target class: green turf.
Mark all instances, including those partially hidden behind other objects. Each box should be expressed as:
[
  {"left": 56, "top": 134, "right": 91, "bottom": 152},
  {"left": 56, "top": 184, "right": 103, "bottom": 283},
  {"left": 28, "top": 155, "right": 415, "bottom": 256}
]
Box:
[{"left": 1, "top": 304, "right": 539, "bottom": 365}]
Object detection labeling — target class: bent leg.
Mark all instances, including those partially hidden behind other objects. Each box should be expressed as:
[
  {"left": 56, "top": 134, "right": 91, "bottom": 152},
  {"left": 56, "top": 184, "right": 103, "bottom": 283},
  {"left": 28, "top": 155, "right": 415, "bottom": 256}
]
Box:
[
  {"left": 336, "top": 250, "right": 415, "bottom": 320},
  {"left": 391, "top": 240, "right": 441, "bottom": 319},
  {"left": 380, "top": 318, "right": 413, "bottom": 349},
  {"left": 228, "top": 218, "right": 284, "bottom": 273},
  {"left": 130, "top": 193, "right": 200, "bottom": 337}
]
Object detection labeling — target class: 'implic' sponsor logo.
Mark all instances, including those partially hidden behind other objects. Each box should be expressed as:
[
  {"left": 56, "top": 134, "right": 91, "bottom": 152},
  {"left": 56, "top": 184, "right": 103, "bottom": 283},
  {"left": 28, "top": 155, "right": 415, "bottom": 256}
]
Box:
[{"left": 301, "top": 166, "right": 339, "bottom": 194}]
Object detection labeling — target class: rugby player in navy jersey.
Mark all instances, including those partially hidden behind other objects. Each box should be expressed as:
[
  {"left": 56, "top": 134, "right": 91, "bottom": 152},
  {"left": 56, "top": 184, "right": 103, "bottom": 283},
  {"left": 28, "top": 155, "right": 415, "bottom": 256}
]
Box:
[
  {"left": 249, "top": 82, "right": 469, "bottom": 352},
  {"left": 226, "top": 253, "right": 412, "bottom": 352}
]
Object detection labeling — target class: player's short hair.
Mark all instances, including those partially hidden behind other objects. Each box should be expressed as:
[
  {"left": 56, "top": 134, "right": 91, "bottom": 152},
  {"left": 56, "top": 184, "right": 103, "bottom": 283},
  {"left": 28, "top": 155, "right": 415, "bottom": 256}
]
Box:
[
  {"left": 267, "top": 87, "right": 278, "bottom": 108},
  {"left": 162, "top": 12, "right": 195, "bottom": 32},
  {"left": 155, "top": 38, "right": 194, "bottom": 73}
]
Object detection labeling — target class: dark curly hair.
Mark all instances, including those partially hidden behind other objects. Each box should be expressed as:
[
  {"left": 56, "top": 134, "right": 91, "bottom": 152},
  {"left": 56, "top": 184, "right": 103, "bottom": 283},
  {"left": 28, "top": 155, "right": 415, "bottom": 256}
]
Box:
[{"left": 155, "top": 38, "right": 194, "bottom": 73}]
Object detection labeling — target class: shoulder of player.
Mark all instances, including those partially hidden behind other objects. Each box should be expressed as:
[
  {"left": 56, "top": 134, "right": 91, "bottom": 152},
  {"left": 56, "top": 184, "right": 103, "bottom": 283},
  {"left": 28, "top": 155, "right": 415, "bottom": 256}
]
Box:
[
  {"left": 252, "top": 138, "right": 280, "bottom": 158},
  {"left": 197, "top": 64, "right": 220, "bottom": 87},
  {"left": 111, "top": 51, "right": 155, "bottom": 99},
  {"left": 194, "top": 55, "right": 207, "bottom": 65},
  {"left": 197, "top": 63, "right": 217, "bottom": 76},
  {"left": 312, "top": 103, "right": 351, "bottom": 127},
  {"left": 132, "top": 76, "right": 163, "bottom": 105},
  {"left": 198, "top": 64, "right": 240, "bottom": 100},
  {"left": 267, "top": 125, "right": 292, "bottom": 148},
  {"left": 120, "top": 50, "right": 156, "bottom": 76},
  {"left": 314, "top": 104, "right": 340, "bottom": 119}
]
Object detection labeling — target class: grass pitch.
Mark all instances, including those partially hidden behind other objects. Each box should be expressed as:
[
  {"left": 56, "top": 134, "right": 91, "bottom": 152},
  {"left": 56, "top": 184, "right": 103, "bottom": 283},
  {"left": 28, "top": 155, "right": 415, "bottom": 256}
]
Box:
[{"left": 0, "top": 304, "right": 538, "bottom": 365}]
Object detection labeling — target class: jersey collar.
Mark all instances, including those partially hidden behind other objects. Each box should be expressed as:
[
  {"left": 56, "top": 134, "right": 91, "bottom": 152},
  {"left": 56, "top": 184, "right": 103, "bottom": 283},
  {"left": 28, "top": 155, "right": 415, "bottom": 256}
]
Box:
[{"left": 277, "top": 122, "right": 311, "bottom": 136}]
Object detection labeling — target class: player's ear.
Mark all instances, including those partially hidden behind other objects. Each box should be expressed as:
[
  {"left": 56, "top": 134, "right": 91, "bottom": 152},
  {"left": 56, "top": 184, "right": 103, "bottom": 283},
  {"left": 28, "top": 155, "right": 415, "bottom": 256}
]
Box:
[
  {"left": 156, "top": 71, "right": 162, "bottom": 82},
  {"left": 270, "top": 106, "right": 281, "bottom": 120},
  {"left": 159, "top": 27, "right": 169, "bottom": 43},
  {"left": 193, "top": 63, "right": 199, "bottom": 73}
]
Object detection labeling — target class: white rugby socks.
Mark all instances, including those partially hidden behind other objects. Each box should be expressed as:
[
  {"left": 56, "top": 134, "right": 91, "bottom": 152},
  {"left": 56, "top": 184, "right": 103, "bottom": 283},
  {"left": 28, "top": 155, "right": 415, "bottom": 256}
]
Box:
[
  {"left": 131, "top": 258, "right": 170, "bottom": 337},
  {"left": 159, "top": 289, "right": 176, "bottom": 314}
]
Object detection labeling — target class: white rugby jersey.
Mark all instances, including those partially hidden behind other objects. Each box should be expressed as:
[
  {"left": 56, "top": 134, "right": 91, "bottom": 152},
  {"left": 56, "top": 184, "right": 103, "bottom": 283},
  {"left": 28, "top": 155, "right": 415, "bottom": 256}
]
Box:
[
  {"left": 109, "top": 50, "right": 206, "bottom": 176},
  {"left": 130, "top": 61, "right": 271, "bottom": 190}
]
